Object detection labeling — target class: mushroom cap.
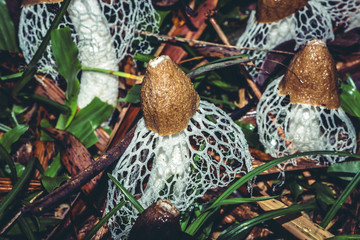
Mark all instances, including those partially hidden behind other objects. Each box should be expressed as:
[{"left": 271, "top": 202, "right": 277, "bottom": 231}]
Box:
[
  {"left": 256, "top": 0, "right": 309, "bottom": 23},
  {"left": 278, "top": 39, "right": 340, "bottom": 109},
  {"left": 141, "top": 55, "right": 200, "bottom": 135}
]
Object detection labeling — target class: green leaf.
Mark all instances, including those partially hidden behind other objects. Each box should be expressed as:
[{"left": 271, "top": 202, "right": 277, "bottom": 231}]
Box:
[
  {"left": 200, "top": 96, "right": 236, "bottom": 108},
  {"left": 17, "top": 216, "right": 36, "bottom": 240},
  {"left": 133, "top": 53, "right": 156, "bottom": 63},
  {"left": 4, "top": 162, "right": 25, "bottom": 178},
  {"left": 0, "top": 0, "right": 19, "bottom": 52},
  {"left": 0, "top": 143, "right": 16, "bottom": 180},
  {"left": 107, "top": 173, "right": 144, "bottom": 213},
  {"left": 83, "top": 200, "right": 126, "bottom": 240},
  {"left": 66, "top": 97, "right": 113, "bottom": 147},
  {"left": 340, "top": 78, "right": 360, "bottom": 118},
  {"left": 218, "top": 202, "right": 316, "bottom": 240},
  {"left": 12, "top": 0, "right": 72, "bottom": 95},
  {"left": 235, "top": 121, "right": 261, "bottom": 149},
  {"left": 118, "top": 84, "right": 141, "bottom": 103},
  {"left": 185, "top": 151, "right": 360, "bottom": 236},
  {"left": 327, "top": 161, "right": 360, "bottom": 181},
  {"left": 43, "top": 153, "right": 62, "bottom": 178},
  {"left": 52, "top": 27, "right": 81, "bottom": 130},
  {"left": 0, "top": 124, "right": 28, "bottom": 153},
  {"left": 6, "top": 217, "right": 62, "bottom": 236},
  {"left": 41, "top": 174, "right": 69, "bottom": 193},
  {"left": 311, "top": 182, "right": 335, "bottom": 211},
  {"left": 321, "top": 169, "right": 360, "bottom": 229},
  {"left": 326, "top": 235, "right": 360, "bottom": 240},
  {"left": 0, "top": 157, "right": 35, "bottom": 219},
  {"left": 40, "top": 120, "right": 54, "bottom": 142}
]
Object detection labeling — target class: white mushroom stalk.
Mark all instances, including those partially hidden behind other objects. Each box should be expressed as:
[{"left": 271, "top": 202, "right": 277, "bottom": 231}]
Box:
[
  {"left": 236, "top": 0, "right": 360, "bottom": 80},
  {"left": 106, "top": 56, "right": 253, "bottom": 239},
  {"left": 256, "top": 39, "right": 357, "bottom": 169},
  {"left": 18, "top": 0, "right": 159, "bottom": 107}
]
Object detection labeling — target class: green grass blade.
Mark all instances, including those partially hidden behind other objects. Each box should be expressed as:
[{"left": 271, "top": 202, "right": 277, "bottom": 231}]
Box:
[
  {"left": 0, "top": 0, "right": 19, "bottom": 52},
  {"left": 12, "top": 0, "right": 72, "bottom": 95},
  {"left": 0, "top": 143, "right": 17, "bottom": 181},
  {"left": 326, "top": 235, "right": 360, "bottom": 240},
  {"left": 210, "top": 195, "right": 280, "bottom": 209},
  {"left": 186, "top": 151, "right": 360, "bottom": 236},
  {"left": 0, "top": 157, "right": 35, "bottom": 219},
  {"left": 218, "top": 202, "right": 316, "bottom": 240},
  {"left": 321, "top": 169, "right": 360, "bottom": 228},
  {"left": 17, "top": 216, "right": 36, "bottom": 240},
  {"left": 83, "top": 200, "right": 126, "bottom": 240},
  {"left": 107, "top": 173, "right": 144, "bottom": 213},
  {"left": 26, "top": 94, "right": 70, "bottom": 114}
]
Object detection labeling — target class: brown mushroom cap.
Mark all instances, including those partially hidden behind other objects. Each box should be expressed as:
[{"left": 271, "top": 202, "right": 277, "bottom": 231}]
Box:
[
  {"left": 278, "top": 39, "right": 340, "bottom": 109},
  {"left": 141, "top": 55, "right": 200, "bottom": 135},
  {"left": 256, "top": 0, "right": 309, "bottom": 23}
]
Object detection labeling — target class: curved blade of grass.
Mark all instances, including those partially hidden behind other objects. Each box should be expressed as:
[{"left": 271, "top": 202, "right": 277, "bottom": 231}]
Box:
[
  {"left": 209, "top": 195, "right": 280, "bottom": 209},
  {"left": 107, "top": 173, "right": 144, "bottom": 213},
  {"left": 186, "top": 151, "right": 360, "bottom": 236},
  {"left": 83, "top": 200, "right": 126, "bottom": 240},
  {"left": 326, "top": 235, "right": 360, "bottom": 240},
  {"left": 25, "top": 94, "right": 70, "bottom": 114},
  {"left": 0, "top": 157, "right": 35, "bottom": 219},
  {"left": 12, "top": 0, "right": 72, "bottom": 95},
  {"left": 0, "top": 143, "right": 17, "bottom": 181},
  {"left": 218, "top": 202, "right": 316, "bottom": 240},
  {"left": 321, "top": 169, "right": 360, "bottom": 229},
  {"left": 0, "top": 0, "right": 19, "bottom": 52},
  {"left": 187, "top": 57, "right": 251, "bottom": 78}
]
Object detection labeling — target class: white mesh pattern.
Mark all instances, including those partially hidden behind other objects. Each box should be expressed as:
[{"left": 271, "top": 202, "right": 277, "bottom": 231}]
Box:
[
  {"left": 106, "top": 100, "right": 252, "bottom": 239},
  {"left": 236, "top": 0, "right": 360, "bottom": 79},
  {"left": 256, "top": 77, "right": 357, "bottom": 169},
  {"left": 18, "top": 0, "right": 159, "bottom": 106}
]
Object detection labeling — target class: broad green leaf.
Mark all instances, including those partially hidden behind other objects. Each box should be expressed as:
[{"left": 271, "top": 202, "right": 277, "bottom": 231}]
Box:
[
  {"left": 326, "top": 235, "right": 360, "bottom": 240},
  {"left": 311, "top": 182, "right": 335, "bottom": 211},
  {"left": 0, "top": 0, "right": 19, "bottom": 52},
  {"left": 0, "top": 124, "right": 28, "bottom": 153},
  {"left": 43, "top": 153, "right": 62, "bottom": 178},
  {"left": 118, "top": 84, "right": 141, "bottom": 103},
  {"left": 6, "top": 217, "right": 62, "bottom": 236},
  {"left": 327, "top": 161, "right": 360, "bottom": 181},
  {"left": 66, "top": 97, "right": 113, "bottom": 147},
  {"left": 52, "top": 27, "right": 81, "bottom": 129},
  {"left": 107, "top": 173, "right": 144, "bottom": 213},
  {"left": 40, "top": 120, "right": 54, "bottom": 142},
  {"left": 340, "top": 83, "right": 360, "bottom": 118},
  {"left": 235, "top": 121, "right": 261, "bottom": 149},
  {"left": 133, "top": 53, "right": 155, "bottom": 63},
  {"left": 17, "top": 216, "right": 36, "bottom": 240},
  {"left": 41, "top": 174, "right": 69, "bottom": 193},
  {"left": 0, "top": 157, "right": 35, "bottom": 219}
]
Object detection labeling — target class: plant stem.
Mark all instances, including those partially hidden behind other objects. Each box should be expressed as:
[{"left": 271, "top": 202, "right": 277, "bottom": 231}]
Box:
[{"left": 81, "top": 66, "right": 143, "bottom": 81}]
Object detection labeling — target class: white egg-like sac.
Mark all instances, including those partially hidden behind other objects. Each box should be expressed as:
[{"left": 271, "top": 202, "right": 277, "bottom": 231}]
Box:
[
  {"left": 256, "top": 77, "right": 357, "bottom": 168},
  {"left": 106, "top": 100, "right": 253, "bottom": 239}
]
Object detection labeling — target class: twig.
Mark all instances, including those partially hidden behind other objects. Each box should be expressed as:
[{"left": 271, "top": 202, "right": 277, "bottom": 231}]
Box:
[
  {"left": 206, "top": 11, "right": 262, "bottom": 100},
  {"left": 138, "top": 30, "right": 294, "bottom": 56},
  {"left": 21, "top": 126, "right": 136, "bottom": 215}
]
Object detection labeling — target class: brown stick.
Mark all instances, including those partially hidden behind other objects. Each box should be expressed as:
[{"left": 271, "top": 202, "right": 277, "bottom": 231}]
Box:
[
  {"left": 206, "top": 13, "right": 262, "bottom": 100},
  {"left": 21, "top": 126, "right": 136, "bottom": 214}
]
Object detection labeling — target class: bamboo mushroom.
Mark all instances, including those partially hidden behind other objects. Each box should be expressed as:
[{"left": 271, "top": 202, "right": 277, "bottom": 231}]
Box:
[
  {"left": 106, "top": 56, "right": 253, "bottom": 239},
  {"left": 236, "top": 0, "right": 360, "bottom": 80},
  {"left": 256, "top": 39, "right": 357, "bottom": 168},
  {"left": 18, "top": 0, "right": 159, "bottom": 108}
]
